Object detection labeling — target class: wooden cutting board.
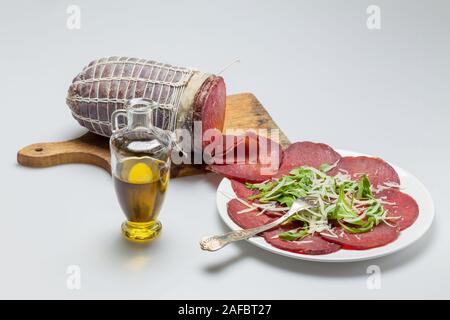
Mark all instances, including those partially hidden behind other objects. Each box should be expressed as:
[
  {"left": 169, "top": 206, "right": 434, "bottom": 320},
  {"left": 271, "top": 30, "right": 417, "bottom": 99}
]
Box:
[{"left": 17, "top": 93, "right": 290, "bottom": 178}]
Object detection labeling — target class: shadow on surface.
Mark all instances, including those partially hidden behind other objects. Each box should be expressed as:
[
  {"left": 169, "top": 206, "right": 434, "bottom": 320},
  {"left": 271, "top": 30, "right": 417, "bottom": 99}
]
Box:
[{"left": 108, "top": 233, "right": 166, "bottom": 272}]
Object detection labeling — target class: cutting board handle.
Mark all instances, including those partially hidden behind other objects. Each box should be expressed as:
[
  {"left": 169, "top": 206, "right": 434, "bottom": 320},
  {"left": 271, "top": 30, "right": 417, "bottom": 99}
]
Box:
[{"left": 17, "top": 133, "right": 112, "bottom": 173}]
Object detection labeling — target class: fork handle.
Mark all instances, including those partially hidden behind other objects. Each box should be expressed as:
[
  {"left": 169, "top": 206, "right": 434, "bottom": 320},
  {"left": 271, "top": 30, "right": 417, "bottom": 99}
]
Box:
[
  {"left": 200, "top": 199, "right": 314, "bottom": 252},
  {"left": 200, "top": 214, "right": 288, "bottom": 251}
]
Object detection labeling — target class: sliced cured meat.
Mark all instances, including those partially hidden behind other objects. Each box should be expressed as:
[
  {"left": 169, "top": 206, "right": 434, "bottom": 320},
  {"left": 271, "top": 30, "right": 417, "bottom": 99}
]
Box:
[
  {"left": 204, "top": 134, "right": 245, "bottom": 164},
  {"left": 248, "top": 133, "right": 283, "bottom": 167},
  {"left": 277, "top": 141, "right": 341, "bottom": 176},
  {"left": 227, "top": 199, "right": 276, "bottom": 229},
  {"left": 320, "top": 223, "right": 400, "bottom": 250},
  {"left": 264, "top": 226, "right": 341, "bottom": 255},
  {"left": 376, "top": 189, "right": 419, "bottom": 230},
  {"left": 208, "top": 133, "right": 283, "bottom": 165},
  {"left": 210, "top": 163, "right": 277, "bottom": 183},
  {"left": 209, "top": 134, "right": 283, "bottom": 182},
  {"left": 330, "top": 156, "right": 400, "bottom": 187},
  {"left": 231, "top": 180, "right": 258, "bottom": 199}
]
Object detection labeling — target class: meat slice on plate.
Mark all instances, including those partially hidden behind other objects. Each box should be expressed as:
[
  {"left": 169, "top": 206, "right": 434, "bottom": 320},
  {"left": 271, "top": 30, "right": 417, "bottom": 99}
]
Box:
[
  {"left": 376, "top": 189, "right": 419, "bottom": 230},
  {"left": 330, "top": 156, "right": 400, "bottom": 187},
  {"left": 276, "top": 141, "right": 341, "bottom": 176},
  {"left": 264, "top": 226, "right": 341, "bottom": 255},
  {"left": 209, "top": 133, "right": 283, "bottom": 182},
  {"left": 320, "top": 223, "right": 400, "bottom": 250},
  {"left": 231, "top": 180, "right": 259, "bottom": 199},
  {"left": 230, "top": 180, "right": 284, "bottom": 218},
  {"left": 227, "top": 199, "right": 276, "bottom": 229}
]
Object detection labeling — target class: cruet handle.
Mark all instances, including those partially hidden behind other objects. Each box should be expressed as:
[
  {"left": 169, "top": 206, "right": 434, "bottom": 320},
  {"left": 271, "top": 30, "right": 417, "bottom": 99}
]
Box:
[{"left": 111, "top": 109, "right": 128, "bottom": 133}]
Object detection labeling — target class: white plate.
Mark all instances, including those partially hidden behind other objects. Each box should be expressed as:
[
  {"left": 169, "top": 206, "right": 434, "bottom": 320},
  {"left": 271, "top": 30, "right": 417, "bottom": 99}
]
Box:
[{"left": 216, "top": 149, "right": 435, "bottom": 262}]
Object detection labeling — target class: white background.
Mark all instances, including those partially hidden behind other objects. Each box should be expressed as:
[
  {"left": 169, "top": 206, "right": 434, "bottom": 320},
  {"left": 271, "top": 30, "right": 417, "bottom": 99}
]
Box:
[{"left": 0, "top": 0, "right": 448, "bottom": 299}]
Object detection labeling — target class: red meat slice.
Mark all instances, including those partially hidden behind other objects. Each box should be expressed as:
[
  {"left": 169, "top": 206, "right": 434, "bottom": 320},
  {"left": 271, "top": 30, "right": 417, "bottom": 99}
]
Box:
[
  {"left": 211, "top": 164, "right": 277, "bottom": 183},
  {"left": 247, "top": 133, "right": 283, "bottom": 167},
  {"left": 264, "top": 226, "right": 341, "bottom": 255},
  {"left": 209, "top": 133, "right": 283, "bottom": 182},
  {"left": 330, "top": 156, "right": 400, "bottom": 187},
  {"left": 231, "top": 180, "right": 258, "bottom": 199},
  {"left": 276, "top": 141, "right": 341, "bottom": 176},
  {"left": 230, "top": 180, "right": 284, "bottom": 218},
  {"left": 209, "top": 132, "right": 282, "bottom": 165},
  {"left": 376, "top": 189, "right": 419, "bottom": 230},
  {"left": 320, "top": 223, "right": 400, "bottom": 250},
  {"left": 227, "top": 199, "right": 276, "bottom": 229},
  {"left": 205, "top": 134, "right": 245, "bottom": 165}
]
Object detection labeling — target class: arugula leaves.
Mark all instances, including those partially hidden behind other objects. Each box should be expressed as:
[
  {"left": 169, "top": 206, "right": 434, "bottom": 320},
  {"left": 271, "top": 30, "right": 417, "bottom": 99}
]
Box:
[
  {"left": 357, "top": 175, "right": 373, "bottom": 200},
  {"left": 319, "top": 163, "right": 332, "bottom": 173},
  {"left": 278, "top": 228, "right": 309, "bottom": 241},
  {"left": 244, "top": 164, "right": 386, "bottom": 240}
]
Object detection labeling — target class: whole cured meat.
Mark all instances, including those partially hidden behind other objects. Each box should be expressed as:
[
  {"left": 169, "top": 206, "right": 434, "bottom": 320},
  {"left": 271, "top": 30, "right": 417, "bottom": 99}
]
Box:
[
  {"left": 376, "top": 189, "right": 419, "bottom": 230},
  {"left": 209, "top": 134, "right": 283, "bottom": 182},
  {"left": 66, "top": 57, "right": 226, "bottom": 140},
  {"left": 276, "top": 141, "right": 341, "bottom": 176},
  {"left": 193, "top": 77, "right": 227, "bottom": 148},
  {"left": 330, "top": 156, "right": 400, "bottom": 187},
  {"left": 320, "top": 223, "right": 400, "bottom": 250},
  {"left": 263, "top": 226, "right": 341, "bottom": 255},
  {"left": 227, "top": 199, "right": 276, "bottom": 229}
]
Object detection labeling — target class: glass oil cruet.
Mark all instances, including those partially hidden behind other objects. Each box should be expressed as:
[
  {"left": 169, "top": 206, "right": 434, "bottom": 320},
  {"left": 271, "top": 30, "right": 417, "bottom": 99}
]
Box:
[{"left": 110, "top": 98, "right": 173, "bottom": 242}]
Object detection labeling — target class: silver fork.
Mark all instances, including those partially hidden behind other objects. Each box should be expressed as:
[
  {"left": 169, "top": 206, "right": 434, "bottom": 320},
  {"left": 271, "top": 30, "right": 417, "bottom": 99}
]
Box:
[{"left": 199, "top": 198, "right": 315, "bottom": 252}]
